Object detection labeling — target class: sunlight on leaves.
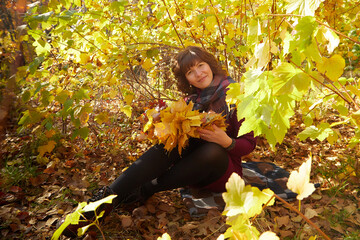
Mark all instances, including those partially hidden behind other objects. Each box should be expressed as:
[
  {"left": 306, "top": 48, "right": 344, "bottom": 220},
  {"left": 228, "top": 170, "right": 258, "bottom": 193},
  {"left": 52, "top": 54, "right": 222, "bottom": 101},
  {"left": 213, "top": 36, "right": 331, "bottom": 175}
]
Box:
[
  {"left": 316, "top": 55, "right": 345, "bottom": 82},
  {"left": 223, "top": 173, "right": 275, "bottom": 218},
  {"left": 51, "top": 195, "right": 117, "bottom": 239},
  {"left": 259, "top": 231, "right": 280, "bottom": 240},
  {"left": 51, "top": 202, "right": 87, "bottom": 240},
  {"left": 157, "top": 233, "right": 172, "bottom": 240},
  {"left": 83, "top": 195, "right": 117, "bottom": 212},
  {"left": 285, "top": 0, "right": 324, "bottom": 16},
  {"left": 287, "top": 155, "right": 316, "bottom": 200}
]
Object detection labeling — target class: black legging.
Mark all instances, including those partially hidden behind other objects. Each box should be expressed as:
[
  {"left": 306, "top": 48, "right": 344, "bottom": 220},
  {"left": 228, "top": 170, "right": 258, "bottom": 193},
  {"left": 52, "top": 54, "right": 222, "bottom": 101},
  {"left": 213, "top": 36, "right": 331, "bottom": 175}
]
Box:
[{"left": 109, "top": 138, "right": 229, "bottom": 202}]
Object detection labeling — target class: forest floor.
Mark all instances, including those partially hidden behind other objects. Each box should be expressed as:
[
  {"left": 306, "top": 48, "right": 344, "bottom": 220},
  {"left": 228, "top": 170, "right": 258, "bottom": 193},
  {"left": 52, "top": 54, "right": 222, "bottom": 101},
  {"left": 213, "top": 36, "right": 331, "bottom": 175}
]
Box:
[{"left": 0, "top": 110, "right": 359, "bottom": 240}]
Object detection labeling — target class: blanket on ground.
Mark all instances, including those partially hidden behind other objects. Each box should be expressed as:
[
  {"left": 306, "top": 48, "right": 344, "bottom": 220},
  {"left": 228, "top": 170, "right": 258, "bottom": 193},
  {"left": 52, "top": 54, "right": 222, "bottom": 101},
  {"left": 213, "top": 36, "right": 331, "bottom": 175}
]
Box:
[{"left": 180, "top": 161, "right": 303, "bottom": 217}]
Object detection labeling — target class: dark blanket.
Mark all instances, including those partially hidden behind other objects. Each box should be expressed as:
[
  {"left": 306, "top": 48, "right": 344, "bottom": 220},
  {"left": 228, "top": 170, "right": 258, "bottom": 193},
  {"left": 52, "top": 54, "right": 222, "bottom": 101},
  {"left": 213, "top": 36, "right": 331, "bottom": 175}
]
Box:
[{"left": 180, "top": 162, "right": 299, "bottom": 217}]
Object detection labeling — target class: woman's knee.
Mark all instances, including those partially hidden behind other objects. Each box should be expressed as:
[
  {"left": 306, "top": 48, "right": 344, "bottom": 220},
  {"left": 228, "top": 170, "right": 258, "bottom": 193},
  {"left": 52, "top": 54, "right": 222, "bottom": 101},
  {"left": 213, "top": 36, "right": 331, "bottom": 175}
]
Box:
[{"left": 197, "top": 143, "right": 228, "bottom": 164}]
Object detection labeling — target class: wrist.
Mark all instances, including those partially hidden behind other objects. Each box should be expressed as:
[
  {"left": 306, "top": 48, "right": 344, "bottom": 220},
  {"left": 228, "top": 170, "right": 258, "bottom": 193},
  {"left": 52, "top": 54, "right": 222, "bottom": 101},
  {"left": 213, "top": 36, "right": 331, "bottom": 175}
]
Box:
[{"left": 224, "top": 138, "right": 236, "bottom": 151}]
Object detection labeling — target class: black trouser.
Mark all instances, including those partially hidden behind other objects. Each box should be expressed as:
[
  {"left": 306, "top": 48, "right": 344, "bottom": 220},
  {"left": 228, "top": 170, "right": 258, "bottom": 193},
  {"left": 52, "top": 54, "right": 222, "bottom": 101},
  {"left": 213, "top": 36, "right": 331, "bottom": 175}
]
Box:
[{"left": 109, "top": 138, "right": 229, "bottom": 202}]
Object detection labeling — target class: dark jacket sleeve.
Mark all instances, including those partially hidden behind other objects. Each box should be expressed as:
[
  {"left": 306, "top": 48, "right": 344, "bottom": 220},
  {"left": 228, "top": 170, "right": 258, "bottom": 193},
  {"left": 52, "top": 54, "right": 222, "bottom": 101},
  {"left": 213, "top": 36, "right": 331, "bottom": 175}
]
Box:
[{"left": 225, "top": 110, "right": 257, "bottom": 158}]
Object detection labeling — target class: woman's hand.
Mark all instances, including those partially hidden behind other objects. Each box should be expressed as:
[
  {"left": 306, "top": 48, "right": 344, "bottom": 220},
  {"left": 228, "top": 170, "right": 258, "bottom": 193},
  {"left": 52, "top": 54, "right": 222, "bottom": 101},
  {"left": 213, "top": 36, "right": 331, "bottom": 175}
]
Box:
[{"left": 198, "top": 125, "right": 233, "bottom": 148}]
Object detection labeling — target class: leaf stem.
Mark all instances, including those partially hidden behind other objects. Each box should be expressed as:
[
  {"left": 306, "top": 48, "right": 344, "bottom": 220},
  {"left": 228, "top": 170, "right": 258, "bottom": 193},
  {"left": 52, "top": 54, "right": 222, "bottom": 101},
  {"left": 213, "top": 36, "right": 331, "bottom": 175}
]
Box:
[
  {"left": 288, "top": 58, "right": 354, "bottom": 108},
  {"left": 274, "top": 194, "right": 331, "bottom": 240}
]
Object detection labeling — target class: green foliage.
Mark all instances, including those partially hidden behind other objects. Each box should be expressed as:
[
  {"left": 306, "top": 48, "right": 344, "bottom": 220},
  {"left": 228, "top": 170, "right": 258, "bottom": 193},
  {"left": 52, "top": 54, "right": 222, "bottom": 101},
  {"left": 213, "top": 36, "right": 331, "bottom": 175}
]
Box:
[
  {"left": 18, "top": 0, "right": 360, "bottom": 152},
  {"left": 52, "top": 194, "right": 117, "bottom": 239},
  {"left": 221, "top": 173, "right": 276, "bottom": 239},
  {"left": 13, "top": 0, "right": 360, "bottom": 237}
]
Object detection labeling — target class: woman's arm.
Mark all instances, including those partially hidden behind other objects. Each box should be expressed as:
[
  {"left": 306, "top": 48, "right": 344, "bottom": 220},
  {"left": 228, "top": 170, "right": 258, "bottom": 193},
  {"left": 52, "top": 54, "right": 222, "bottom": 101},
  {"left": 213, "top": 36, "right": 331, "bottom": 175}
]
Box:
[{"left": 226, "top": 111, "right": 257, "bottom": 158}]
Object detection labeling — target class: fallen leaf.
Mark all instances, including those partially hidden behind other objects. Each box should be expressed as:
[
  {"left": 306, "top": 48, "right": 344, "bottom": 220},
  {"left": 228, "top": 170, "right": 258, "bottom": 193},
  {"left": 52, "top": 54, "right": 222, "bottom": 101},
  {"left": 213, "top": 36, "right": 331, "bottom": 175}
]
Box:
[
  {"left": 119, "top": 215, "right": 133, "bottom": 228},
  {"left": 305, "top": 208, "right": 318, "bottom": 219},
  {"left": 291, "top": 215, "right": 303, "bottom": 223},
  {"left": 9, "top": 186, "right": 22, "bottom": 193},
  {"left": 158, "top": 203, "right": 175, "bottom": 214},
  {"left": 276, "top": 215, "right": 290, "bottom": 227},
  {"left": 279, "top": 230, "right": 293, "bottom": 238}
]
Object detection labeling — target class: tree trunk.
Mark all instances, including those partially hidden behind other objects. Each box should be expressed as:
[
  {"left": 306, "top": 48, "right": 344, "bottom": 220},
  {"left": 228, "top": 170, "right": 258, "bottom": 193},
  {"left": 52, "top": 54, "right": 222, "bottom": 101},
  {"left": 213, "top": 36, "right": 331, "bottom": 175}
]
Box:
[{"left": 0, "top": 0, "right": 26, "bottom": 140}]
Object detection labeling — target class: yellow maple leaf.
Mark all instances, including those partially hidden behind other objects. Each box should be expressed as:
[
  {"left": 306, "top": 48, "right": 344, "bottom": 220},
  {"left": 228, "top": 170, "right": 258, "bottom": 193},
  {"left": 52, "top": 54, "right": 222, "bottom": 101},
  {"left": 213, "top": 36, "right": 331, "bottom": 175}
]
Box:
[
  {"left": 143, "top": 99, "right": 227, "bottom": 154},
  {"left": 287, "top": 155, "right": 316, "bottom": 200},
  {"left": 38, "top": 140, "right": 57, "bottom": 157},
  {"left": 316, "top": 54, "right": 345, "bottom": 81}
]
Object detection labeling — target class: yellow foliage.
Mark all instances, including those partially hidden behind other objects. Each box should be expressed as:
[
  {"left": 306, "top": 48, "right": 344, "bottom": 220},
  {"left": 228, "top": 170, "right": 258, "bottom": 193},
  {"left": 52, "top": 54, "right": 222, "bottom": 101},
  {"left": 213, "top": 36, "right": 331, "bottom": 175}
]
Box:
[
  {"left": 144, "top": 99, "right": 227, "bottom": 155},
  {"left": 38, "top": 140, "right": 57, "bottom": 157}
]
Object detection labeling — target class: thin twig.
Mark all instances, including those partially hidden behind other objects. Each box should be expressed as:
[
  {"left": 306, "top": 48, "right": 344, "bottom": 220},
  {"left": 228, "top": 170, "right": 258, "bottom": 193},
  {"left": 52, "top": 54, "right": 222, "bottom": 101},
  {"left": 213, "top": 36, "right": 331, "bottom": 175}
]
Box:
[
  {"left": 250, "top": 194, "right": 276, "bottom": 223},
  {"left": 128, "top": 62, "right": 156, "bottom": 99},
  {"left": 248, "top": 0, "right": 255, "bottom": 16},
  {"left": 268, "top": 14, "right": 360, "bottom": 45},
  {"left": 332, "top": 79, "right": 360, "bottom": 110},
  {"left": 69, "top": 25, "right": 107, "bottom": 55},
  {"left": 208, "top": 0, "right": 228, "bottom": 71},
  {"left": 160, "top": 0, "right": 184, "bottom": 48},
  {"left": 274, "top": 194, "right": 331, "bottom": 240},
  {"left": 288, "top": 58, "right": 353, "bottom": 107},
  {"left": 173, "top": 0, "right": 205, "bottom": 49}
]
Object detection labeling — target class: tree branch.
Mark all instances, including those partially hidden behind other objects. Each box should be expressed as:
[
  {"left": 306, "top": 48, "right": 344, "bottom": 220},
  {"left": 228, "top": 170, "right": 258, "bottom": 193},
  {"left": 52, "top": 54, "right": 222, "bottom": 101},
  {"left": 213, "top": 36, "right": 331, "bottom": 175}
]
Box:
[{"left": 160, "top": 0, "right": 185, "bottom": 48}]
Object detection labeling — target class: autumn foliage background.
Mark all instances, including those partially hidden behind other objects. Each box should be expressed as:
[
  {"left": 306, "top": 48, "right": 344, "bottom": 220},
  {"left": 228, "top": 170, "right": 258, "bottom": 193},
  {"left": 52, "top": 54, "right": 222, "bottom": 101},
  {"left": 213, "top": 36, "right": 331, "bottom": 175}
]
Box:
[{"left": 0, "top": 0, "right": 360, "bottom": 239}]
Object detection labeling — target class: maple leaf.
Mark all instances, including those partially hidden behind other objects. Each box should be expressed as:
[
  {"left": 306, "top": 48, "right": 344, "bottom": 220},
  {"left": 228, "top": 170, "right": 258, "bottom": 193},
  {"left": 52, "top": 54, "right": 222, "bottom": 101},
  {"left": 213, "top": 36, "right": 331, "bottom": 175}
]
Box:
[
  {"left": 38, "top": 140, "right": 57, "bottom": 157},
  {"left": 157, "top": 233, "right": 172, "bottom": 240},
  {"left": 259, "top": 231, "right": 280, "bottom": 240},
  {"left": 143, "top": 99, "right": 227, "bottom": 154},
  {"left": 222, "top": 173, "right": 274, "bottom": 219},
  {"left": 287, "top": 155, "right": 316, "bottom": 200}
]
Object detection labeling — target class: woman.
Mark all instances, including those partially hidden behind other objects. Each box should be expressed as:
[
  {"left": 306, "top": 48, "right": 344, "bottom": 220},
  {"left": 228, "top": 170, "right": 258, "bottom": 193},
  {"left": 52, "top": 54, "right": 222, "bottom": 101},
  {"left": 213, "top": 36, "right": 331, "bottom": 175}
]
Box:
[{"left": 58, "top": 46, "right": 257, "bottom": 237}]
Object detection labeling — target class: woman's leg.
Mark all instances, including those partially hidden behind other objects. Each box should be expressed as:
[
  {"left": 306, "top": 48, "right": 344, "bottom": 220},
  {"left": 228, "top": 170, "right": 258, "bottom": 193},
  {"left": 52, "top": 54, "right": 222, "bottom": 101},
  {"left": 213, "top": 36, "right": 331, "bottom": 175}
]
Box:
[
  {"left": 109, "top": 139, "right": 228, "bottom": 202},
  {"left": 57, "top": 140, "right": 229, "bottom": 238},
  {"left": 142, "top": 142, "right": 229, "bottom": 196},
  {"left": 109, "top": 139, "right": 204, "bottom": 201}
]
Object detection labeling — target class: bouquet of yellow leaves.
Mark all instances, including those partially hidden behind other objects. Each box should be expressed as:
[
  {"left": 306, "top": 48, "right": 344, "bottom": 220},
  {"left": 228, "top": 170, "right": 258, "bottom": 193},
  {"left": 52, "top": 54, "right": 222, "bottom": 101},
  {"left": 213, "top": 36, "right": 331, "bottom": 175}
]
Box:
[{"left": 143, "top": 99, "right": 227, "bottom": 155}]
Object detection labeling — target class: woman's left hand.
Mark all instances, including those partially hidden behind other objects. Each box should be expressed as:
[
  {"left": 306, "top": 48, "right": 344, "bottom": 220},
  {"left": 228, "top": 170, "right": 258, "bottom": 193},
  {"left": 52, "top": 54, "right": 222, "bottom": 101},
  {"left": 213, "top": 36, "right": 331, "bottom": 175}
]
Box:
[{"left": 198, "top": 125, "right": 233, "bottom": 148}]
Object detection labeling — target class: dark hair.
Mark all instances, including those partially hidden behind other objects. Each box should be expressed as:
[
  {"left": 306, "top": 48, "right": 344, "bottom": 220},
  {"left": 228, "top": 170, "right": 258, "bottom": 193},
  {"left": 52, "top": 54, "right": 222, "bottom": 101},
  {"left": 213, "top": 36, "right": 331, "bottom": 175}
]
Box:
[{"left": 172, "top": 46, "right": 226, "bottom": 94}]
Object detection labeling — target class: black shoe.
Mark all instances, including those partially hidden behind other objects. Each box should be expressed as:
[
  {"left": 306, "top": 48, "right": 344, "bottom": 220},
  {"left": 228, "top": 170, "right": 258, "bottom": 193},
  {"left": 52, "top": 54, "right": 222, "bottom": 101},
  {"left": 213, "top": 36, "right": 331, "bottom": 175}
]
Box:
[
  {"left": 56, "top": 186, "right": 118, "bottom": 238},
  {"left": 121, "top": 187, "right": 146, "bottom": 205}
]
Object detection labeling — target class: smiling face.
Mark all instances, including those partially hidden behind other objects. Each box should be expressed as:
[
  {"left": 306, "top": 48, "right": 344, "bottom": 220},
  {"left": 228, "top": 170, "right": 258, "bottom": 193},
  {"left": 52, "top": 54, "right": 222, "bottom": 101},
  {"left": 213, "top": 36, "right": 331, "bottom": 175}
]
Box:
[
  {"left": 173, "top": 46, "right": 226, "bottom": 94},
  {"left": 185, "top": 61, "right": 213, "bottom": 89}
]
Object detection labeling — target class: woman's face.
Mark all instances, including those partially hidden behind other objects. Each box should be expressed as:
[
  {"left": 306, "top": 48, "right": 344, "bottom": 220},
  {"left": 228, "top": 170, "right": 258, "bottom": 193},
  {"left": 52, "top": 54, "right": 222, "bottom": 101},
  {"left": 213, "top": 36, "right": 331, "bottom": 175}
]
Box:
[{"left": 185, "top": 61, "right": 213, "bottom": 89}]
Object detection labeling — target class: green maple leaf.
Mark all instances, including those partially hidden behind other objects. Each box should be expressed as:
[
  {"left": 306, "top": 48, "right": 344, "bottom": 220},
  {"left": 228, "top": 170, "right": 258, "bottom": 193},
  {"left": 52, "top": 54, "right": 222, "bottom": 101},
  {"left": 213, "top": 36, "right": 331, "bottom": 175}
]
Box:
[
  {"left": 294, "top": 16, "right": 318, "bottom": 51},
  {"left": 51, "top": 195, "right": 117, "bottom": 240},
  {"left": 272, "top": 62, "right": 311, "bottom": 95}
]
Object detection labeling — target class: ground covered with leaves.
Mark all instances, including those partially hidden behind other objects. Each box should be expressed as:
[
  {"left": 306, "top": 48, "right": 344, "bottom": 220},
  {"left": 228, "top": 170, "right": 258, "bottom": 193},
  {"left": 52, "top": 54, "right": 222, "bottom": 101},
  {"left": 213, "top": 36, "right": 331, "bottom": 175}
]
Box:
[{"left": 0, "top": 111, "right": 359, "bottom": 240}]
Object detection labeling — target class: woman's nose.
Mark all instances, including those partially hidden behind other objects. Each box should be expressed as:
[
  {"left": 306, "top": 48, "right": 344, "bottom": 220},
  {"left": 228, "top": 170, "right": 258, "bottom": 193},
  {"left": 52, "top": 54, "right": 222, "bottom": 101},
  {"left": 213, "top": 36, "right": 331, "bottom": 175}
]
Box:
[{"left": 194, "top": 68, "right": 201, "bottom": 76}]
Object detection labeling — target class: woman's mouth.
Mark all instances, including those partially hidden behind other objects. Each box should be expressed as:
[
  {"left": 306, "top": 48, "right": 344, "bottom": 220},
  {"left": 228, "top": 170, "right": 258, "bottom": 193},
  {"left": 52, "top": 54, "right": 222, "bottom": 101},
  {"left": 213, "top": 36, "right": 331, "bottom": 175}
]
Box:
[{"left": 198, "top": 76, "right": 207, "bottom": 82}]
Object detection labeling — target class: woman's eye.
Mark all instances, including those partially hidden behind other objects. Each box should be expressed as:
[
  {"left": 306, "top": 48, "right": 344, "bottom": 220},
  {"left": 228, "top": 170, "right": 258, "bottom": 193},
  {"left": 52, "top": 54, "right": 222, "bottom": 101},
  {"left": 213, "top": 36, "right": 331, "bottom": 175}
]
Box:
[{"left": 186, "top": 71, "right": 192, "bottom": 75}]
